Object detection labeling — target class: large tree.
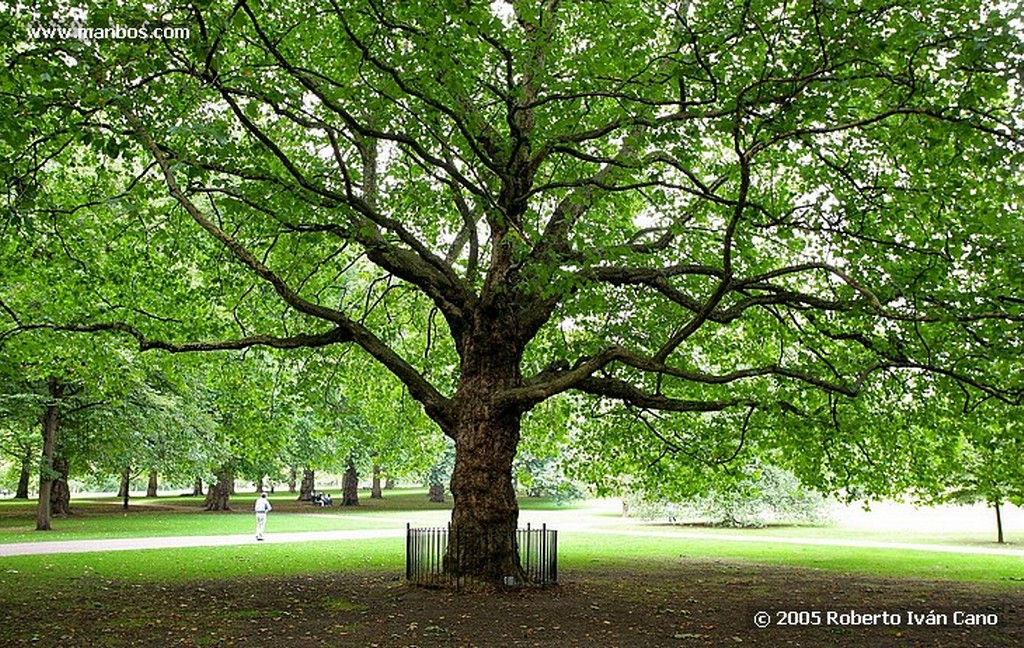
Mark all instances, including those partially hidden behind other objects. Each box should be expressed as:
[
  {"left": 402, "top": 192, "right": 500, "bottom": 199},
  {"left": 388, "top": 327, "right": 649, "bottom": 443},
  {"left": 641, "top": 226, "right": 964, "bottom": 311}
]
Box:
[{"left": 2, "top": 0, "right": 1022, "bottom": 582}]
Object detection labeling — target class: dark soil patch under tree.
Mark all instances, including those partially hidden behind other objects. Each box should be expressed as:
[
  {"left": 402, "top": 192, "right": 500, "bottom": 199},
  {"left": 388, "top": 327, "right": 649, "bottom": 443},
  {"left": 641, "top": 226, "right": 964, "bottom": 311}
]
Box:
[{"left": 2, "top": 560, "right": 1021, "bottom": 647}]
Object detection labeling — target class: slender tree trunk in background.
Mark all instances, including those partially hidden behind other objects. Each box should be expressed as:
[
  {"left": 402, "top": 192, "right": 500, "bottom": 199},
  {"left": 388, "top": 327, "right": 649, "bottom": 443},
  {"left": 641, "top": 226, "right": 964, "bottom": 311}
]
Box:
[
  {"left": 16, "top": 447, "right": 32, "bottom": 499},
  {"left": 192, "top": 476, "right": 203, "bottom": 496},
  {"left": 995, "top": 500, "right": 1005, "bottom": 544},
  {"left": 204, "top": 466, "right": 233, "bottom": 511},
  {"left": 385, "top": 475, "right": 395, "bottom": 490},
  {"left": 120, "top": 466, "right": 131, "bottom": 509},
  {"left": 118, "top": 466, "right": 130, "bottom": 498},
  {"left": 147, "top": 469, "right": 158, "bottom": 497},
  {"left": 36, "top": 379, "right": 64, "bottom": 531},
  {"left": 371, "top": 463, "right": 383, "bottom": 499},
  {"left": 288, "top": 467, "right": 297, "bottom": 493},
  {"left": 342, "top": 460, "right": 358, "bottom": 506},
  {"left": 50, "top": 456, "right": 72, "bottom": 516},
  {"left": 299, "top": 468, "right": 314, "bottom": 501}
]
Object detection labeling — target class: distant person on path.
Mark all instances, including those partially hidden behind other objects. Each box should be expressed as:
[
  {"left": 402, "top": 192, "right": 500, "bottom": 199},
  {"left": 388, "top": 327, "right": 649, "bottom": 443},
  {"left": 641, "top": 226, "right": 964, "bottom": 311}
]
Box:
[{"left": 254, "top": 493, "right": 272, "bottom": 541}]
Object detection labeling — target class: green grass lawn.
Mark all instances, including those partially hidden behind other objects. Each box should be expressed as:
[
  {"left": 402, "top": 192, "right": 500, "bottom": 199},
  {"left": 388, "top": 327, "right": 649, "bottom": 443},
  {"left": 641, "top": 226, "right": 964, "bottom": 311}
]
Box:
[
  {"left": 560, "top": 532, "right": 1024, "bottom": 586},
  {"left": 2, "top": 490, "right": 1022, "bottom": 590},
  {"left": 0, "top": 538, "right": 405, "bottom": 594},
  {"left": 2, "top": 491, "right": 1021, "bottom": 648},
  {"left": 4, "top": 489, "right": 1015, "bottom": 548},
  {"left": 1, "top": 529, "right": 1021, "bottom": 602},
  {"left": 0, "top": 487, "right": 1019, "bottom": 589}
]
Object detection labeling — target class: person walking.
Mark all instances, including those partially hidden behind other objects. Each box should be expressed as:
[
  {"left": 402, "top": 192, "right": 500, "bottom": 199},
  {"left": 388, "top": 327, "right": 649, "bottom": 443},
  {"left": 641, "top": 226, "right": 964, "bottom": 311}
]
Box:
[{"left": 254, "top": 492, "right": 272, "bottom": 541}]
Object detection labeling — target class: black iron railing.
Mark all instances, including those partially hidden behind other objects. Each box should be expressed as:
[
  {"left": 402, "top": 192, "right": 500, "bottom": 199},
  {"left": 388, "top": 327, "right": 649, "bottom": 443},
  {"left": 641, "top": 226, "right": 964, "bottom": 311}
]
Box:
[{"left": 406, "top": 523, "right": 558, "bottom": 588}]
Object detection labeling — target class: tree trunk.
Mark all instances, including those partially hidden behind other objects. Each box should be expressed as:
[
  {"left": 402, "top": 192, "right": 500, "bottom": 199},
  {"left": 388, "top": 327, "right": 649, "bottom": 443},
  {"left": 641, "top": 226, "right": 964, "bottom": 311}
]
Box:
[
  {"left": 446, "top": 411, "right": 523, "bottom": 584},
  {"left": 288, "top": 467, "right": 297, "bottom": 493},
  {"left": 50, "top": 456, "right": 72, "bottom": 516},
  {"left": 298, "top": 468, "right": 314, "bottom": 501},
  {"left": 441, "top": 319, "right": 529, "bottom": 585},
  {"left": 16, "top": 447, "right": 32, "bottom": 499},
  {"left": 428, "top": 483, "right": 445, "bottom": 503},
  {"left": 385, "top": 475, "right": 395, "bottom": 490},
  {"left": 342, "top": 460, "right": 359, "bottom": 506},
  {"left": 995, "top": 500, "right": 1004, "bottom": 544},
  {"left": 204, "top": 466, "right": 233, "bottom": 511},
  {"left": 118, "top": 466, "right": 130, "bottom": 497},
  {"left": 192, "top": 476, "right": 203, "bottom": 496},
  {"left": 371, "top": 463, "right": 383, "bottom": 499},
  {"left": 36, "top": 379, "right": 64, "bottom": 531},
  {"left": 120, "top": 466, "right": 131, "bottom": 509},
  {"left": 147, "top": 469, "right": 159, "bottom": 497}
]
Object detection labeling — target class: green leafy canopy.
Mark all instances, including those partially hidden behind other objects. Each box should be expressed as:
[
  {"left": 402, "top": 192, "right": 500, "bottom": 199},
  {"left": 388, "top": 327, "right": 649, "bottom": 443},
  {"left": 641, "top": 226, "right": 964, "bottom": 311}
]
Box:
[{"left": 1, "top": 0, "right": 1022, "bottom": 500}]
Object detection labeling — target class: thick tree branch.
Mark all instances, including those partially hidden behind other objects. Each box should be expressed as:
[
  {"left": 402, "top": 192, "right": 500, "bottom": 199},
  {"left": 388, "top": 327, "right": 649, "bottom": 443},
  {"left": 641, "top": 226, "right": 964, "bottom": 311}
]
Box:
[
  {"left": 0, "top": 322, "right": 352, "bottom": 352},
  {"left": 574, "top": 376, "right": 756, "bottom": 412},
  {"left": 78, "top": 107, "right": 458, "bottom": 428}
]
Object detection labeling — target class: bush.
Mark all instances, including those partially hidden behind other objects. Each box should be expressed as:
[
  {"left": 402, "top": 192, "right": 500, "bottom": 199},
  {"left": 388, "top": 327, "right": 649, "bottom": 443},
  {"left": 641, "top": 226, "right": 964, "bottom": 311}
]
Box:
[{"left": 629, "top": 465, "right": 833, "bottom": 528}]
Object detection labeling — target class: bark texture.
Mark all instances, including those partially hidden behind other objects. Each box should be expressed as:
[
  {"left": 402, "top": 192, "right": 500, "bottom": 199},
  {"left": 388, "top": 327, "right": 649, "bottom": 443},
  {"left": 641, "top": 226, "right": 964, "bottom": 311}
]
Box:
[
  {"left": 371, "top": 463, "right": 383, "bottom": 499},
  {"left": 35, "top": 379, "right": 63, "bottom": 531},
  {"left": 342, "top": 460, "right": 359, "bottom": 506},
  {"left": 50, "top": 456, "right": 71, "bottom": 517},
  {"left": 298, "top": 468, "right": 314, "bottom": 501},
  {"left": 204, "top": 466, "right": 233, "bottom": 511},
  {"left": 16, "top": 448, "right": 31, "bottom": 499},
  {"left": 444, "top": 320, "right": 527, "bottom": 584},
  {"left": 147, "top": 470, "right": 159, "bottom": 497},
  {"left": 428, "top": 483, "right": 445, "bottom": 503}
]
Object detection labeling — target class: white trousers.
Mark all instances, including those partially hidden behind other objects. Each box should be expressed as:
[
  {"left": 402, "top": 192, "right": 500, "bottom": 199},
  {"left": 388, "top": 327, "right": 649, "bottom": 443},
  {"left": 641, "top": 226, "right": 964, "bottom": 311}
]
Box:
[{"left": 255, "top": 512, "right": 268, "bottom": 538}]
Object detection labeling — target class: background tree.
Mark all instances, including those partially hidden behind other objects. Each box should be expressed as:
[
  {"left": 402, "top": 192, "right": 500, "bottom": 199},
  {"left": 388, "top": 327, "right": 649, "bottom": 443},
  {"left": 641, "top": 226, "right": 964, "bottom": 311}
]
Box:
[
  {"left": 516, "top": 397, "right": 586, "bottom": 502},
  {"left": 910, "top": 398, "right": 1024, "bottom": 544},
  {"left": 94, "top": 363, "right": 220, "bottom": 507},
  {"left": 628, "top": 463, "right": 833, "bottom": 528},
  {"left": 2, "top": 0, "right": 1022, "bottom": 581},
  {"left": 345, "top": 352, "right": 451, "bottom": 496},
  {"left": 193, "top": 349, "right": 299, "bottom": 510},
  {"left": 277, "top": 349, "right": 390, "bottom": 500},
  {"left": 0, "top": 323, "right": 154, "bottom": 528},
  {"left": 0, "top": 380, "right": 42, "bottom": 498},
  {"left": 0, "top": 426, "right": 36, "bottom": 498},
  {"left": 425, "top": 440, "right": 456, "bottom": 505}
]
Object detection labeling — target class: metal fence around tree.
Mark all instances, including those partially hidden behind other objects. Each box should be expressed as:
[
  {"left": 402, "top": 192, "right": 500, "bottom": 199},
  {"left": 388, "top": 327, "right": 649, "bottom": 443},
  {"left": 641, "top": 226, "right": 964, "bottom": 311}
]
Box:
[{"left": 406, "top": 523, "right": 558, "bottom": 588}]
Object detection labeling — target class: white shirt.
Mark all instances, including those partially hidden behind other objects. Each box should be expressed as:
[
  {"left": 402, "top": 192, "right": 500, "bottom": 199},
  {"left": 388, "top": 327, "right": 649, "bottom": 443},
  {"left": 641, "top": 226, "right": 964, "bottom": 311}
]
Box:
[{"left": 254, "top": 497, "right": 272, "bottom": 514}]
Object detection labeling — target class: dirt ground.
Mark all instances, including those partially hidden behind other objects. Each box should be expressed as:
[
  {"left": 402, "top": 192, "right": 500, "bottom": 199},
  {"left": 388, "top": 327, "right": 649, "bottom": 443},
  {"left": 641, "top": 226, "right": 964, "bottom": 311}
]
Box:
[{"left": 2, "top": 559, "right": 1022, "bottom": 648}]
